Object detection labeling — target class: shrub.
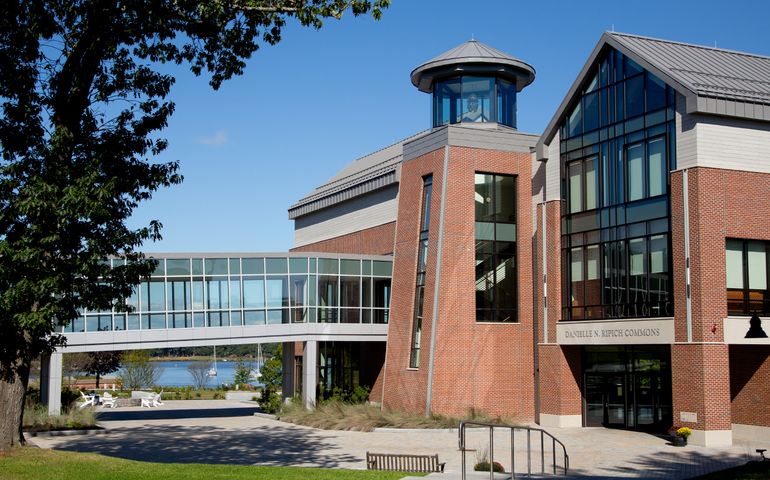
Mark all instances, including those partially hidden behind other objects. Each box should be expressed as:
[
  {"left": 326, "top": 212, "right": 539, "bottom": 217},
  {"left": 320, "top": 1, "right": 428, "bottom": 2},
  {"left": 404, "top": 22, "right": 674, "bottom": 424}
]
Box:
[
  {"left": 474, "top": 461, "right": 505, "bottom": 473},
  {"left": 23, "top": 404, "right": 97, "bottom": 432},
  {"left": 474, "top": 446, "right": 504, "bottom": 473}
]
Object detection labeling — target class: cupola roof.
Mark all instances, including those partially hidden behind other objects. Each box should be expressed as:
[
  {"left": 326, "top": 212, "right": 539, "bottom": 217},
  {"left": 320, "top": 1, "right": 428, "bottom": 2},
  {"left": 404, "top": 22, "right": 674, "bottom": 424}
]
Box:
[{"left": 411, "top": 39, "right": 536, "bottom": 93}]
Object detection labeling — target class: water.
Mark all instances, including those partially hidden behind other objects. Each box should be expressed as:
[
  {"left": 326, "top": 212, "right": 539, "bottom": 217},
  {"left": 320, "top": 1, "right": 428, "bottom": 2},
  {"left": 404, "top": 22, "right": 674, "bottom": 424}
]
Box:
[{"left": 124, "top": 360, "right": 264, "bottom": 388}]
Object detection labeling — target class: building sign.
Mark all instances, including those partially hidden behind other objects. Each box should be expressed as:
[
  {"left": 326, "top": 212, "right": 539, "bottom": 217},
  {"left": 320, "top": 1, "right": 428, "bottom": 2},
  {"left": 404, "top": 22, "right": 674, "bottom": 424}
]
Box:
[
  {"left": 723, "top": 316, "right": 770, "bottom": 345},
  {"left": 556, "top": 318, "right": 674, "bottom": 345}
]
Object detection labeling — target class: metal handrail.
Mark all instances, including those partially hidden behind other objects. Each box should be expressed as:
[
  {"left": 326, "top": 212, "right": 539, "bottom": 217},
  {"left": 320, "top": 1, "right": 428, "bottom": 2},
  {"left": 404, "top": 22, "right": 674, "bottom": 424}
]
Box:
[{"left": 458, "top": 421, "right": 570, "bottom": 479}]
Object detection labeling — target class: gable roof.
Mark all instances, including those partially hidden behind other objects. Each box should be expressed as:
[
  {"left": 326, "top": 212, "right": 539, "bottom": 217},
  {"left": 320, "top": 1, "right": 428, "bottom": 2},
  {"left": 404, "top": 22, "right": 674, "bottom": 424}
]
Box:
[{"left": 538, "top": 32, "right": 770, "bottom": 156}]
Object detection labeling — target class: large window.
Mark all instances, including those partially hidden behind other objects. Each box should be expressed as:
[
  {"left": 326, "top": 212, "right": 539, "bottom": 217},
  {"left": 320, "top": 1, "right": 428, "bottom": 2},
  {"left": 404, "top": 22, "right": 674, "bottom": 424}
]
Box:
[
  {"left": 560, "top": 47, "right": 675, "bottom": 321},
  {"left": 410, "top": 176, "right": 432, "bottom": 368},
  {"left": 727, "top": 239, "right": 770, "bottom": 315},
  {"left": 433, "top": 76, "right": 517, "bottom": 128},
  {"left": 475, "top": 173, "right": 517, "bottom": 322},
  {"left": 69, "top": 256, "right": 392, "bottom": 332}
]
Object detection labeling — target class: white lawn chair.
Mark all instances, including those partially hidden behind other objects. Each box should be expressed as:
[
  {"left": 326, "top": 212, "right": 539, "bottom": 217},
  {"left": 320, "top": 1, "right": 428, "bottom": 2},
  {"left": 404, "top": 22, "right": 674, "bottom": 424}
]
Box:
[
  {"left": 140, "top": 392, "right": 156, "bottom": 408},
  {"left": 78, "top": 391, "right": 95, "bottom": 409},
  {"left": 102, "top": 391, "right": 117, "bottom": 408},
  {"left": 151, "top": 390, "right": 164, "bottom": 407}
]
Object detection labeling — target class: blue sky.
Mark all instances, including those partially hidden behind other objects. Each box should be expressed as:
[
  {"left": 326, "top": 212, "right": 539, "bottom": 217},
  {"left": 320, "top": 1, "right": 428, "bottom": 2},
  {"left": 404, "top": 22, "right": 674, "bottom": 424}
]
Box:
[{"left": 130, "top": 0, "right": 770, "bottom": 253}]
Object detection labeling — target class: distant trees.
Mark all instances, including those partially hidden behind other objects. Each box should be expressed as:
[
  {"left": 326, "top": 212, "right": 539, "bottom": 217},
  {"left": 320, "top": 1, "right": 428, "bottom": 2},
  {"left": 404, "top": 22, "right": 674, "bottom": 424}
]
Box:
[
  {"left": 83, "top": 351, "right": 123, "bottom": 389},
  {"left": 118, "top": 351, "right": 163, "bottom": 390},
  {"left": 62, "top": 353, "right": 89, "bottom": 388},
  {"left": 186, "top": 361, "right": 211, "bottom": 390}
]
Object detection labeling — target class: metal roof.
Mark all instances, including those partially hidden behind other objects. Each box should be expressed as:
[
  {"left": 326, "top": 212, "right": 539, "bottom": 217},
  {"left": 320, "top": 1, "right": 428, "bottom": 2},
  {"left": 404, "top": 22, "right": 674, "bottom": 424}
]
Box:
[
  {"left": 611, "top": 32, "right": 770, "bottom": 105},
  {"left": 287, "top": 131, "right": 429, "bottom": 219},
  {"left": 411, "top": 39, "right": 536, "bottom": 93},
  {"left": 538, "top": 32, "right": 770, "bottom": 155}
]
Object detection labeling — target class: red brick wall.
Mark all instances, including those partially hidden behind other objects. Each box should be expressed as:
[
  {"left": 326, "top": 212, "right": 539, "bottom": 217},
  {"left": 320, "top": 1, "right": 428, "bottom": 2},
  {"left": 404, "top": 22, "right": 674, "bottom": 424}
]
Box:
[
  {"left": 291, "top": 222, "right": 396, "bottom": 255},
  {"left": 537, "top": 345, "right": 582, "bottom": 416},
  {"left": 383, "top": 145, "right": 536, "bottom": 421},
  {"left": 534, "top": 198, "right": 583, "bottom": 420},
  {"left": 730, "top": 346, "right": 770, "bottom": 427},
  {"left": 670, "top": 167, "right": 770, "bottom": 430},
  {"left": 382, "top": 148, "right": 445, "bottom": 414}
]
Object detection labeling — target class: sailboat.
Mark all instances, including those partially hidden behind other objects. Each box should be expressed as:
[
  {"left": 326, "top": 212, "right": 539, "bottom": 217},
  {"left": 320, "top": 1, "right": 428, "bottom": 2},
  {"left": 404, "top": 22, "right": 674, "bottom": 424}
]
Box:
[
  {"left": 207, "top": 345, "right": 218, "bottom": 377},
  {"left": 250, "top": 344, "right": 263, "bottom": 379}
]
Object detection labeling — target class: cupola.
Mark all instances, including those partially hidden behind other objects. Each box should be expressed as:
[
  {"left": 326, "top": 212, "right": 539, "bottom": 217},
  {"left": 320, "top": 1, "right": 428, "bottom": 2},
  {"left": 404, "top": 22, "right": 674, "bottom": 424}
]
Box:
[{"left": 411, "top": 40, "right": 535, "bottom": 129}]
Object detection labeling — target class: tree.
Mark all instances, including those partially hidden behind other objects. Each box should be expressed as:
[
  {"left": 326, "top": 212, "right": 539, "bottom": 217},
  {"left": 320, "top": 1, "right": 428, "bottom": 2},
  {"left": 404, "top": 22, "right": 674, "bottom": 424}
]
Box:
[
  {"left": 233, "top": 360, "right": 252, "bottom": 387},
  {"left": 0, "top": 0, "right": 389, "bottom": 450},
  {"left": 83, "top": 351, "right": 122, "bottom": 389},
  {"left": 118, "top": 350, "right": 163, "bottom": 390},
  {"left": 62, "top": 352, "right": 89, "bottom": 388},
  {"left": 259, "top": 344, "right": 283, "bottom": 413},
  {"left": 186, "top": 360, "right": 211, "bottom": 390}
]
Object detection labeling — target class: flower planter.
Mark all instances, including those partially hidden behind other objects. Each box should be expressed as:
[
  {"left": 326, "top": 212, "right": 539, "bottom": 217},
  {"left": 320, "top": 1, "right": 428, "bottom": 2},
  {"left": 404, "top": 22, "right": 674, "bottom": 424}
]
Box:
[{"left": 671, "top": 435, "right": 687, "bottom": 447}]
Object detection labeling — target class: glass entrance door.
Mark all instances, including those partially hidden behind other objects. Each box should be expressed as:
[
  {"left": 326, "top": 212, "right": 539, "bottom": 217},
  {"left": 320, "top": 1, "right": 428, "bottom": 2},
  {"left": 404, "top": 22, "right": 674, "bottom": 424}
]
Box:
[
  {"left": 605, "top": 375, "right": 626, "bottom": 427},
  {"left": 582, "top": 346, "right": 672, "bottom": 432},
  {"left": 584, "top": 373, "right": 626, "bottom": 427}
]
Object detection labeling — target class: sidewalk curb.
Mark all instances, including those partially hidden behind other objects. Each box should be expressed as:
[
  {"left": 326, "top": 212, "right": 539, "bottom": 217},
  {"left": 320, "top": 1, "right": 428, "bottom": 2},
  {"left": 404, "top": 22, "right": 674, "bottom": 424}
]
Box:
[{"left": 24, "top": 425, "right": 107, "bottom": 438}]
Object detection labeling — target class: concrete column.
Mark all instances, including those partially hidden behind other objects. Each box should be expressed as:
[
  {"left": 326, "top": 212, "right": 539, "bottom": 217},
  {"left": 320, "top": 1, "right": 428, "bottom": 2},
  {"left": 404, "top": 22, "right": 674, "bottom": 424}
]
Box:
[
  {"left": 281, "top": 342, "right": 295, "bottom": 401},
  {"left": 40, "top": 352, "right": 63, "bottom": 415},
  {"left": 302, "top": 340, "right": 317, "bottom": 409}
]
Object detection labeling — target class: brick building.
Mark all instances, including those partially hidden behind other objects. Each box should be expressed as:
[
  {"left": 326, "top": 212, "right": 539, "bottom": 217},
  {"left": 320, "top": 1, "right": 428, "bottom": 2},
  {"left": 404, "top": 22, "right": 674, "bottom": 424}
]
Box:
[{"left": 288, "top": 33, "right": 770, "bottom": 447}]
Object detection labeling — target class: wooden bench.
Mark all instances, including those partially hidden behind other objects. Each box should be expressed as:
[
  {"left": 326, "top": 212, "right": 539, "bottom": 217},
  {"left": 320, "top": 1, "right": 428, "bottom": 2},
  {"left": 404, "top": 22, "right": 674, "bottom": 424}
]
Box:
[{"left": 366, "top": 452, "right": 445, "bottom": 473}]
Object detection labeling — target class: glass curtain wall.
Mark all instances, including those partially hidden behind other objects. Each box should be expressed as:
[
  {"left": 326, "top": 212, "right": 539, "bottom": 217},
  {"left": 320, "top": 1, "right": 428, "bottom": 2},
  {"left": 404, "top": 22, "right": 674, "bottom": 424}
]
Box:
[
  {"left": 433, "top": 76, "right": 517, "bottom": 128},
  {"left": 560, "top": 48, "right": 676, "bottom": 321},
  {"left": 475, "top": 173, "right": 518, "bottom": 322},
  {"left": 410, "top": 176, "right": 432, "bottom": 368},
  {"left": 68, "top": 256, "right": 392, "bottom": 332}
]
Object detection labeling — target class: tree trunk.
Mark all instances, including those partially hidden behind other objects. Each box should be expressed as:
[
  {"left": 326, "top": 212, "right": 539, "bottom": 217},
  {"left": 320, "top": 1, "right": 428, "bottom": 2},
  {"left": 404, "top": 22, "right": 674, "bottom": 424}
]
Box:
[
  {"left": 0, "top": 357, "right": 31, "bottom": 452},
  {"left": 95, "top": 372, "right": 100, "bottom": 389}
]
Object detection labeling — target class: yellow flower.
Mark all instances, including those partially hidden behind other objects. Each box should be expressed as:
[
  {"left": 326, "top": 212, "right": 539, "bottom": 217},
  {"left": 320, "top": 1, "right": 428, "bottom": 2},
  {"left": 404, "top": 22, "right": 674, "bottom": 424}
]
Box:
[{"left": 676, "top": 427, "right": 692, "bottom": 438}]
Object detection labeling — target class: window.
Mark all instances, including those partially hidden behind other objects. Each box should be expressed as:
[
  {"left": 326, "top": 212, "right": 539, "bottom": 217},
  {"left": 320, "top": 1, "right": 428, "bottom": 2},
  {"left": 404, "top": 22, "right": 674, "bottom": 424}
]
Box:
[
  {"left": 567, "top": 157, "right": 599, "bottom": 213},
  {"left": 626, "top": 137, "right": 667, "bottom": 203},
  {"left": 566, "top": 232, "right": 671, "bottom": 320},
  {"left": 432, "top": 76, "right": 517, "bottom": 128},
  {"left": 727, "top": 239, "right": 770, "bottom": 315},
  {"left": 410, "top": 176, "right": 432, "bottom": 368},
  {"left": 475, "top": 173, "right": 517, "bottom": 322}
]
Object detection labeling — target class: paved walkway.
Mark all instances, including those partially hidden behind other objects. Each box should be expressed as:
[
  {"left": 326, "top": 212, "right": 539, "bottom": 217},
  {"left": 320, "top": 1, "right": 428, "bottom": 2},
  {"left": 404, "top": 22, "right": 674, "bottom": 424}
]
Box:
[{"left": 28, "top": 400, "right": 770, "bottom": 479}]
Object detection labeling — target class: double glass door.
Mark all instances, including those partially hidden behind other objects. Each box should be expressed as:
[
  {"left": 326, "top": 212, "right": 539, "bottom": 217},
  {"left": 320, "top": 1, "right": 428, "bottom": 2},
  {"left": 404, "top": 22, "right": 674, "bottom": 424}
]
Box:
[
  {"left": 583, "top": 346, "right": 672, "bottom": 432},
  {"left": 584, "top": 372, "right": 671, "bottom": 431}
]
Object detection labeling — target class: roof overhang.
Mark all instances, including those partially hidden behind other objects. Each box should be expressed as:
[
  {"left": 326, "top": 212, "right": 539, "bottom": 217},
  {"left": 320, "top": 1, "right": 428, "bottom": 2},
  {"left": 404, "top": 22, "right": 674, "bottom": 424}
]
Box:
[{"left": 411, "top": 58, "right": 536, "bottom": 93}]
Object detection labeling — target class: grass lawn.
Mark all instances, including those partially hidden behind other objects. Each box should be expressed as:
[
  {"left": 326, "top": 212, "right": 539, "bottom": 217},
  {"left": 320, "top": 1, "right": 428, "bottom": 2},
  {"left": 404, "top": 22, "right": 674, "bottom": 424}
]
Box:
[
  {"left": 0, "top": 448, "right": 425, "bottom": 480},
  {"left": 692, "top": 461, "right": 770, "bottom": 479}
]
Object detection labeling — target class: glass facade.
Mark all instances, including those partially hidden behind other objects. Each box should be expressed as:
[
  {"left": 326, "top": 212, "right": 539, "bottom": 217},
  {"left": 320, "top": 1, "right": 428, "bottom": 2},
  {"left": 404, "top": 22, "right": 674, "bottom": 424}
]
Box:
[
  {"left": 410, "top": 175, "right": 432, "bottom": 368},
  {"left": 433, "top": 76, "right": 517, "bottom": 128},
  {"left": 65, "top": 255, "right": 392, "bottom": 332},
  {"left": 726, "top": 239, "right": 770, "bottom": 315},
  {"left": 560, "top": 48, "right": 676, "bottom": 321},
  {"left": 475, "top": 173, "right": 517, "bottom": 322}
]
